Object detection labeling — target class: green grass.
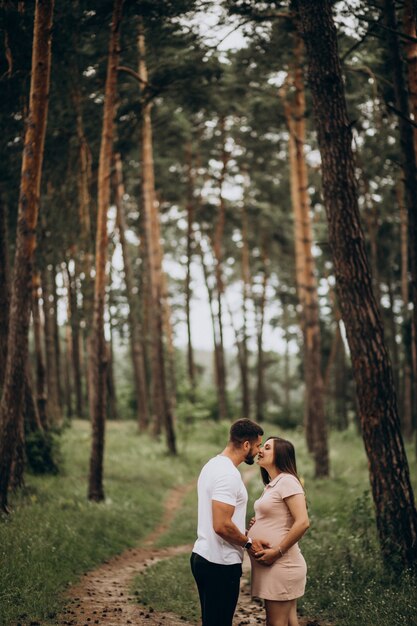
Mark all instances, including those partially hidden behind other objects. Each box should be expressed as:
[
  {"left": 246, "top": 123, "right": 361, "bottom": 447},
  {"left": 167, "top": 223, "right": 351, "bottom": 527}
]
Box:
[
  {"left": 0, "top": 419, "right": 222, "bottom": 625},
  {"left": 2, "top": 420, "right": 417, "bottom": 626}
]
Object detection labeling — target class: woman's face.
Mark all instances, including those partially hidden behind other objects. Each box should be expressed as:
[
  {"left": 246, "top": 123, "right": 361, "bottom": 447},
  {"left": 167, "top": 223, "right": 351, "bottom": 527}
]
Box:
[{"left": 257, "top": 438, "right": 275, "bottom": 468}]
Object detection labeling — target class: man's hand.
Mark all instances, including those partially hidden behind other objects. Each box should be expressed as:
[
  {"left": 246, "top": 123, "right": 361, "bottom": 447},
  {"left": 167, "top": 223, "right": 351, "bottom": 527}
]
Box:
[{"left": 248, "top": 538, "right": 270, "bottom": 556}]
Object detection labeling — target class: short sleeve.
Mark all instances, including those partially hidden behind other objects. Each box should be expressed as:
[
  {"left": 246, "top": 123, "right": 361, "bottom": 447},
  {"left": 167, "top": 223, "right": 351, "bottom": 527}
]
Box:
[
  {"left": 279, "top": 474, "right": 304, "bottom": 500},
  {"left": 212, "top": 472, "right": 241, "bottom": 506}
]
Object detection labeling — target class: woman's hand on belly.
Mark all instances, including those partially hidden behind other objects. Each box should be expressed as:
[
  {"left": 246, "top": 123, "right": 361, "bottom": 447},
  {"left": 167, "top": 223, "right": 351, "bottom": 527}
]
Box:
[{"left": 253, "top": 547, "right": 281, "bottom": 566}]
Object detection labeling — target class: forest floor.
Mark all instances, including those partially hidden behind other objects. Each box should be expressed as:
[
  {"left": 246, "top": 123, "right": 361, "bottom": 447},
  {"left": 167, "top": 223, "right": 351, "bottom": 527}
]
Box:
[{"left": 53, "top": 471, "right": 332, "bottom": 626}]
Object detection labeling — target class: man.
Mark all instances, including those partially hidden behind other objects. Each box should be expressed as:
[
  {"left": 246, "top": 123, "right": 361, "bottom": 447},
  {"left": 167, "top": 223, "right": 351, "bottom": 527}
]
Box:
[{"left": 190, "top": 418, "right": 266, "bottom": 626}]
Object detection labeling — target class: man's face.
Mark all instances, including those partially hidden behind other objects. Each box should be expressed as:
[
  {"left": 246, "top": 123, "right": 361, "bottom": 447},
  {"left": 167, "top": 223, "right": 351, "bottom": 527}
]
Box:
[{"left": 244, "top": 435, "right": 263, "bottom": 465}]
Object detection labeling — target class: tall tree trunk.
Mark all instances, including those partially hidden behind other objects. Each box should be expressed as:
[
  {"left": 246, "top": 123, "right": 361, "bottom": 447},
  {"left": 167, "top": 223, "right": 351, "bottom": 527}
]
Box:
[
  {"left": 0, "top": 0, "right": 54, "bottom": 512},
  {"left": 161, "top": 270, "right": 177, "bottom": 411},
  {"left": 212, "top": 118, "right": 229, "bottom": 420},
  {"left": 41, "top": 265, "right": 61, "bottom": 424},
  {"left": 64, "top": 308, "right": 73, "bottom": 418},
  {"left": 73, "top": 83, "right": 95, "bottom": 373},
  {"left": 0, "top": 198, "right": 11, "bottom": 388},
  {"left": 398, "top": 180, "right": 414, "bottom": 439},
  {"left": 185, "top": 142, "right": 196, "bottom": 397},
  {"left": 293, "top": 0, "right": 417, "bottom": 568},
  {"left": 65, "top": 262, "right": 84, "bottom": 417},
  {"left": 51, "top": 264, "right": 62, "bottom": 402},
  {"left": 137, "top": 21, "right": 176, "bottom": 453},
  {"left": 32, "top": 271, "right": 49, "bottom": 428},
  {"left": 282, "top": 294, "right": 292, "bottom": 419},
  {"left": 199, "top": 241, "right": 222, "bottom": 415},
  {"left": 114, "top": 152, "right": 149, "bottom": 429},
  {"left": 403, "top": 2, "right": 417, "bottom": 440},
  {"left": 385, "top": 0, "right": 417, "bottom": 420},
  {"left": 360, "top": 169, "right": 381, "bottom": 304},
  {"left": 334, "top": 325, "right": 348, "bottom": 431},
  {"left": 240, "top": 177, "right": 251, "bottom": 418},
  {"left": 386, "top": 269, "right": 400, "bottom": 394},
  {"left": 106, "top": 340, "right": 118, "bottom": 420},
  {"left": 226, "top": 298, "right": 248, "bottom": 415},
  {"left": 283, "top": 37, "right": 329, "bottom": 476},
  {"left": 255, "top": 248, "right": 268, "bottom": 423},
  {"left": 88, "top": 0, "right": 123, "bottom": 502},
  {"left": 404, "top": 0, "right": 417, "bottom": 158}
]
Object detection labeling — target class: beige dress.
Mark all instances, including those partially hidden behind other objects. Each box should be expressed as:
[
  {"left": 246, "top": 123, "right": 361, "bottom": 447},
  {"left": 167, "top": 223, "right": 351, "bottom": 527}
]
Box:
[{"left": 249, "top": 473, "right": 307, "bottom": 601}]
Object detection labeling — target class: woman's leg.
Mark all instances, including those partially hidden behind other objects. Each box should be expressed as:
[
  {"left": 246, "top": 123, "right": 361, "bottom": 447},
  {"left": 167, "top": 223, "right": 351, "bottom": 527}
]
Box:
[
  {"left": 288, "top": 600, "right": 299, "bottom": 626},
  {"left": 264, "top": 599, "right": 292, "bottom": 626}
]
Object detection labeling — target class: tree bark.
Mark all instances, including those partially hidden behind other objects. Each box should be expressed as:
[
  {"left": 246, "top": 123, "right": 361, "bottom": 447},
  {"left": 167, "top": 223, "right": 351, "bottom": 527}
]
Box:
[
  {"left": 31, "top": 271, "right": 49, "bottom": 428},
  {"left": 88, "top": 0, "right": 123, "bottom": 502},
  {"left": 386, "top": 269, "right": 400, "bottom": 394},
  {"left": 41, "top": 265, "right": 61, "bottom": 424},
  {"left": 161, "top": 270, "right": 177, "bottom": 411},
  {"left": 404, "top": 0, "right": 417, "bottom": 158},
  {"left": 240, "top": 176, "right": 251, "bottom": 418},
  {"left": 106, "top": 340, "right": 118, "bottom": 420},
  {"left": 185, "top": 143, "right": 196, "bottom": 397},
  {"left": 114, "top": 152, "right": 149, "bottom": 429},
  {"left": 282, "top": 294, "right": 292, "bottom": 419},
  {"left": 0, "top": 0, "right": 54, "bottom": 512},
  {"left": 255, "top": 247, "right": 268, "bottom": 423},
  {"left": 65, "top": 262, "right": 84, "bottom": 417},
  {"left": 64, "top": 307, "right": 74, "bottom": 419},
  {"left": 0, "top": 198, "right": 11, "bottom": 388},
  {"left": 293, "top": 0, "right": 417, "bottom": 568},
  {"left": 398, "top": 179, "right": 414, "bottom": 439},
  {"left": 199, "top": 240, "right": 223, "bottom": 417},
  {"left": 211, "top": 118, "right": 229, "bottom": 420},
  {"left": 385, "top": 0, "right": 417, "bottom": 420},
  {"left": 282, "top": 37, "right": 329, "bottom": 476},
  {"left": 137, "top": 20, "right": 176, "bottom": 453},
  {"left": 360, "top": 168, "right": 381, "bottom": 304},
  {"left": 51, "top": 264, "right": 63, "bottom": 402},
  {"left": 334, "top": 325, "right": 348, "bottom": 431},
  {"left": 73, "top": 84, "right": 95, "bottom": 361}
]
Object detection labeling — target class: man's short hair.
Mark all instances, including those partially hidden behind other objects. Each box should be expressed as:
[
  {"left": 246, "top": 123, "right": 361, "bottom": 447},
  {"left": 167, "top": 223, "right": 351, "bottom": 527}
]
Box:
[{"left": 229, "top": 419, "right": 264, "bottom": 446}]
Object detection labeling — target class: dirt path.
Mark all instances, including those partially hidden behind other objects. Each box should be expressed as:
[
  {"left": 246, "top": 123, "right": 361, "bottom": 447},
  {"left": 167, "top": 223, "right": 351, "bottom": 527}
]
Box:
[
  {"left": 54, "top": 470, "right": 329, "bottom": 626},
  {"left": 56, "top": 482, "right": 196, "bottom": 626}
]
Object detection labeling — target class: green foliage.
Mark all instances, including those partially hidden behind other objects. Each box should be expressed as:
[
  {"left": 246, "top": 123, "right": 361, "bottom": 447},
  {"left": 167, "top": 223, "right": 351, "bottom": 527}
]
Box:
[
  {"left": 300, "top": 487, "right": 417, "bottom": 626},
  {"left": 25, "top": 430, "right": 61, "bottom": 475}
]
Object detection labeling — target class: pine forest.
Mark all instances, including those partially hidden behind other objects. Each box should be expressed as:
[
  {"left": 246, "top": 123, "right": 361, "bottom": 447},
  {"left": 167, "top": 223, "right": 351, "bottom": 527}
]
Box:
[{"left": 1, "top": 1, "right": 417, "bottom": 625}]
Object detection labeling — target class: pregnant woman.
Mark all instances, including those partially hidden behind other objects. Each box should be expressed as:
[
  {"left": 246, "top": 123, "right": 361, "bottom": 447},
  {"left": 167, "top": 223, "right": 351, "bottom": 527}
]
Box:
[{"left": 249, "top": 437, "right": 310, "bottom": 626}]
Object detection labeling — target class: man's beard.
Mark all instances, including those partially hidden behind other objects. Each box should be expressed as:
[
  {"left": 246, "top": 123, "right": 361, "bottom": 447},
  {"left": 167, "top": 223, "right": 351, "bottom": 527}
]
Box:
[{"left": 244, "top": 451, "right": 256, "bottom": 465}]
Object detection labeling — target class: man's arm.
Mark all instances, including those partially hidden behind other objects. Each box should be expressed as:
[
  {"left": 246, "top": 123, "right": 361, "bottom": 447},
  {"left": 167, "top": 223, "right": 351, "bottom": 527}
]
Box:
[{"left": 212, "top": 500, "right": 267, "bottom": 554}]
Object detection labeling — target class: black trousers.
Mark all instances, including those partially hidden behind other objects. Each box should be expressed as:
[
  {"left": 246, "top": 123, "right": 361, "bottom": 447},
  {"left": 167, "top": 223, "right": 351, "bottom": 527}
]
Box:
[{"left": 190, "top": 552, "right": 242, "bottom": 626}]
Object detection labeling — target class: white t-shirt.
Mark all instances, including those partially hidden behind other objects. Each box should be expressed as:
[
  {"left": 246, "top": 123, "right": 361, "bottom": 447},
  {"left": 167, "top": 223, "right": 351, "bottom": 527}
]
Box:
[{"left": 192, "top": 455, "right": 248, "bottom": 565}]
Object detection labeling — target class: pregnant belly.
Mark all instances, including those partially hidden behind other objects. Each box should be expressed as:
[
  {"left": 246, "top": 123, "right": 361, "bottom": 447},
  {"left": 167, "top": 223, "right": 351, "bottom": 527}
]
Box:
[
  {"left": 250, "top": 520, "right": 285, "bottom": 545},
  {"left": 250, "top": 521, "right": 302, "bottom": 560}
]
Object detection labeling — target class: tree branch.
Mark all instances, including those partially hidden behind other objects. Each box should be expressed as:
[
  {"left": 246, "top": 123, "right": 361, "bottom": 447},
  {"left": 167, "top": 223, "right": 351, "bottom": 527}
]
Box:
[
  {"left": 341, "top": 16, "right": 382, "bottom": 62},
  {"left": 117, "top": 65, "right": 147, "bottom": 86},
  {"left": 356, "top": 12, "right": 417, "bottom": 44},
  {"left": 386, "top": 102, "right": 417, "bottom": 129}
]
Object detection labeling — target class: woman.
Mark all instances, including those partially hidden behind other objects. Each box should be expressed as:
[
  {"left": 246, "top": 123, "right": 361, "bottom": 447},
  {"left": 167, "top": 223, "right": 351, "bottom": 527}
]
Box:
[{"left": 248, "top": 437, "right": 309, "bottom": 626}]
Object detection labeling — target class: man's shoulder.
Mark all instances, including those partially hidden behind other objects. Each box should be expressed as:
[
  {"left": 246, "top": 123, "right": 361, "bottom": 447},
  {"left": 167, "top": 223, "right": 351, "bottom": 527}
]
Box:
[{"left": 200, "top": 455, "right": 240, "bottom": 478}]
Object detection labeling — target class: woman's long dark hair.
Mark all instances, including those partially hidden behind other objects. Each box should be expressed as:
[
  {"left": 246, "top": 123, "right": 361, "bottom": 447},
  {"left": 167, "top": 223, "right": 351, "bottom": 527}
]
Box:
[{"left": 260, "top": 437, "right": 302, "bottom": 486}]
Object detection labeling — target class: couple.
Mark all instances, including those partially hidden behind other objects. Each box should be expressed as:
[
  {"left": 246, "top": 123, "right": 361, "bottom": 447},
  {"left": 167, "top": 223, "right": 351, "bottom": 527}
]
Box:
[{"left": 190, "top": 419, "right": 310, "bottom": 626}]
